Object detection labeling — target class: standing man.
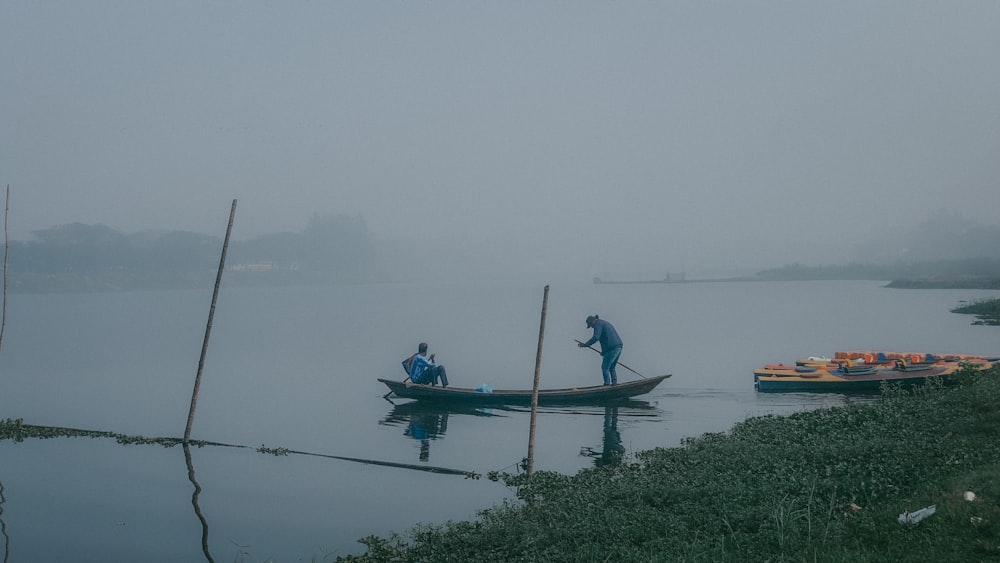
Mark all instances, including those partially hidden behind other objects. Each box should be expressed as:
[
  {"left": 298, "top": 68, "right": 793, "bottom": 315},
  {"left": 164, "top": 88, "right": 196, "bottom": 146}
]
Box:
[
  {"left": 578, "top": 315, "right": 623, "bottom": 385},
  {"left": 403, "top": 342, "right": 449, "bottom": 387}
]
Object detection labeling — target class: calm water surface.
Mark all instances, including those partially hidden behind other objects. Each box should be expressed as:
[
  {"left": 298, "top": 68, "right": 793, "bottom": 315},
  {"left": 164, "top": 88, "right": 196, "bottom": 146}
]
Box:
[{"left": 1, "top": 280, "right": 997, "bottom": 561}]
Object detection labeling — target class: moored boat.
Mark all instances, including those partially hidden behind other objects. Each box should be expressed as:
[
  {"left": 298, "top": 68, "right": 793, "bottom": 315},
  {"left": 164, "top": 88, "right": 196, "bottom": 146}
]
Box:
[
  {"left": 755, "top": 352, "right": 997, "bottom": 392},
  {"left": 378, "top": 374, "right": 671, "bottom": 405}
]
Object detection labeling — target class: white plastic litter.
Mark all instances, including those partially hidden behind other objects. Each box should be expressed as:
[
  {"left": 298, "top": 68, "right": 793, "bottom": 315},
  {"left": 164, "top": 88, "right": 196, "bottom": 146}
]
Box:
[
  {"left": 964, "top": 491, "right": 977, "bottom": 502},
  {"left": 898, "top": 505, "right": 936, "bottom": 524}
]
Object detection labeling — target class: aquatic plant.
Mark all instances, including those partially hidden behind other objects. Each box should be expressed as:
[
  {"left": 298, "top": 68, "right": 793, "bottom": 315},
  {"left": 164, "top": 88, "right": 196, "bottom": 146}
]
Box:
[
  {"left": 339, "top": 363, "right": 1000, "bottom": 562},
  {"left": 952, "top": 297, "right": 1000, "bottom": 325},
  {"left": 257, "top": 444, "right": 290, "bottom": 456},
  {"left": 0, "top": 419, "right": 208, "bottom": 448}
]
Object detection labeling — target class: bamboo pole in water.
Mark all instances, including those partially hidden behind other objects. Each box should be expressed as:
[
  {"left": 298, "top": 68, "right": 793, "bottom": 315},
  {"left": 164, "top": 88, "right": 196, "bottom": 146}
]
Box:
[
  {"left": 184, "top": 199, "right": 237, "bottom": 443},
  {"left": 526, "top": 284, "right": 549, "bottom": 477},
  {"left": 0, "top": 185, "right": 8, "bottom": 363}
]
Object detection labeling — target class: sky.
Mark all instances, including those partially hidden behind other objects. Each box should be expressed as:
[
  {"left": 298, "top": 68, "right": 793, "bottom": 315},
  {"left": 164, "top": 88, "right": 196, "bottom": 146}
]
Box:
[{"left": 2, "top": 2, "right": 999, "bottom": 277}]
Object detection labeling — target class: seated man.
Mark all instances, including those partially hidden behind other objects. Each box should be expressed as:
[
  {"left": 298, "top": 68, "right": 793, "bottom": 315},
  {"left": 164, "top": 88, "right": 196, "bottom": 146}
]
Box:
[{"left": 402, "top": 342, "right": 449, "bottom": 387}]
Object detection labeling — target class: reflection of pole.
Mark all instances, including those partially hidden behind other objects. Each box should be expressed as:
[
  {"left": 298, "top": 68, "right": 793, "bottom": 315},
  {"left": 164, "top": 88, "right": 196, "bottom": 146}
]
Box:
[
  {"left": 185, "top": 199, "right": 237, "bottom": 443},
  {"left": 184, "top": 444, "right": 215, "bottom": 563},
  {"left": 1, "top": 478, "right": 9, "bottom": 563},
  {"left": 526, "top": 285, "right": 549, "bottom": 477}
]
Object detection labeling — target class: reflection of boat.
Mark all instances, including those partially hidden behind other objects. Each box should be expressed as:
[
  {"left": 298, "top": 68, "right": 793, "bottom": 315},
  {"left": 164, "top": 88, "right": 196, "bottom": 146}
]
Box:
[
  {"left": 377, "top": 374, "right": 671, "bottom": 405},
  {"left": 381, "top": 401, "right": 511, "bottom": 423},
  {"left": 755, "top": 351, "right": 996, "bottom": 392}
]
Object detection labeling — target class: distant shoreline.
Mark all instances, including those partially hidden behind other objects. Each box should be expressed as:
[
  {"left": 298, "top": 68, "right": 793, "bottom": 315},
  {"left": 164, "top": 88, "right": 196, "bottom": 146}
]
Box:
[
  {"left": 884, "top": 279, "right": 1000, "bottom": 290},
  {"left": 592, "top": 276, "right": 754, "bottom": 285},
  {"left": 594, "top": 275, "right": 1000, "bottom": 290}
]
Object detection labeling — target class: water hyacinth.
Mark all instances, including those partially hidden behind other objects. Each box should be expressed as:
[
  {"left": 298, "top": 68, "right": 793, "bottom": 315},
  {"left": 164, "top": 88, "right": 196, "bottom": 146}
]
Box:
[{"left": 339, "top": 363, "right": 1000, "bottom": 562}]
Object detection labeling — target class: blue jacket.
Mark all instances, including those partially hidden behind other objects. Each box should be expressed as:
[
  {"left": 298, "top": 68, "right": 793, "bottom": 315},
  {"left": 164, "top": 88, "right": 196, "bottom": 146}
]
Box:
[
  {"left": 407, "top": 353, "right": 436, "bottom": 383},
  {"left": 583, "top": 319, "right": 622, "bottom": 354}
]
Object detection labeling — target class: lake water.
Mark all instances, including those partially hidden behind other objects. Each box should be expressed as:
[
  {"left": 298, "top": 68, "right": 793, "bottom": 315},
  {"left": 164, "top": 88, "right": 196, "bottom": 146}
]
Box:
[{"left": 1, "top": 280, "right": 997, "bottom": 561}]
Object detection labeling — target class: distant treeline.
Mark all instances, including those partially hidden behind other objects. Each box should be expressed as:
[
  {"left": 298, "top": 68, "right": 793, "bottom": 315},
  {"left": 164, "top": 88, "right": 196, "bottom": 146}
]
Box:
[
  {"left": 756, "top": 258, "right": 1000, "bottom": 288},
  {"left": 4, "top": 214, "right": 381, "bottom": 292},
  {"left": 7, "top": 213, "right": 1000, "bottom": 292},
  {"left": 729, "top": 213, "right": 1000, "bottom": 287}
]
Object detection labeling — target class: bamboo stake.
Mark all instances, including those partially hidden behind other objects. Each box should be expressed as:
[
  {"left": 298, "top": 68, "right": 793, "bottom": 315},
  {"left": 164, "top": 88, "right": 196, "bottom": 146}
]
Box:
[
  {"left": 0, "top": 185, "right": 8, "bottom": 363},
  {"left": 184, "top": 199, "right": 237, "bottom": 443},
  {"left": 526, "top": 284, "right": 549, "bottom": 477}
]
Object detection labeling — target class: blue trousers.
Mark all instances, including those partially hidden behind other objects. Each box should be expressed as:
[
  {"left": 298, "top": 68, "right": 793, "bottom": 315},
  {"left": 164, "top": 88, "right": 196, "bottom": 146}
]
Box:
[
  {"left": 602, "top": 346, "right": 622, "bottom": 385},
  {"left": 414, "top": 365, "right": 449, "bottom": 386}
]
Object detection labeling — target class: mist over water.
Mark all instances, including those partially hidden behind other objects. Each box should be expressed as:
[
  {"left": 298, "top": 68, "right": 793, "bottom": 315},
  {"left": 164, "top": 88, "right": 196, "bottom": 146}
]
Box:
[
  {"left": 4, "top": 2, "right": 999, "bottom": 278},
  {"left": 3, "top": 3, "right": 999, "bottom": 559},
  {"left": 1, "top": 280, "right": 998, "bottom": 559}
]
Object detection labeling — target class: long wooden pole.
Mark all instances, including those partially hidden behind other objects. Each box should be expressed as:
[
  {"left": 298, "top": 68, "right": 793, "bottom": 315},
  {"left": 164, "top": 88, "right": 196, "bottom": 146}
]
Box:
[
  {"left": 0, "top": 185, "right": 8, "bottom": 363},
  {"left": 184, "top": 199, "right": 237, "bottom": 443},
  {"left": 526, "top": 284, "right": 549, "bottom": 477}
]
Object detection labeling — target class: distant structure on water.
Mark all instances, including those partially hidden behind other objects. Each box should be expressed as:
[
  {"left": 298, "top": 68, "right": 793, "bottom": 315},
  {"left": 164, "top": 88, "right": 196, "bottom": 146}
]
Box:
[{"left": 593, "top": 272, "right": 686, "bottom": 284}]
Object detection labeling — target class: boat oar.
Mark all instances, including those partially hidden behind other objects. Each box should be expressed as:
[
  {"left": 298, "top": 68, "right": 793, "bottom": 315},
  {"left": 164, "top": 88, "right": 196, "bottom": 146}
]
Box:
[{"left": 574, "top": 340, "right": 646, "bottom": 379}]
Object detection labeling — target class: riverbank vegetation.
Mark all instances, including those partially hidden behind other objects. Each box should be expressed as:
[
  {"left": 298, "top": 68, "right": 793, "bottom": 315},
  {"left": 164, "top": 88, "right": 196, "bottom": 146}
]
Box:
[
  {"left": 952, "top": 298, "right": 1000, "bottom": 326},
  {"left": 340, "top": 364, "right": 1000, "bottom": 562}
]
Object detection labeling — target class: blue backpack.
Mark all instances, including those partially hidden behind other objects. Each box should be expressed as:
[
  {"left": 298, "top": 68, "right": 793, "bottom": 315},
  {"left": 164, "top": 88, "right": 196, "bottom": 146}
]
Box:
[{"left": 401, "top": 354, "right": 416, "bottom": 379}]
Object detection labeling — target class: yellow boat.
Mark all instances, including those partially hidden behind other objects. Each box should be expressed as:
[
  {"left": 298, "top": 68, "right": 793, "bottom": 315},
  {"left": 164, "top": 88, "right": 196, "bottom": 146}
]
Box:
[{"left": 755, "top": 352, "right": 997, "bottom": 392}]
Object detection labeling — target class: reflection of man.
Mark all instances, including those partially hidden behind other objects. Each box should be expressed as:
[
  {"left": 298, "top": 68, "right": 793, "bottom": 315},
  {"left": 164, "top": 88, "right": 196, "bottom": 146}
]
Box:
[
  {"left": 404, "top": 412, "right": 449, "bottom": 462},
  {"left": 597, "top": 407, "right": 624, "bottom": 468}
]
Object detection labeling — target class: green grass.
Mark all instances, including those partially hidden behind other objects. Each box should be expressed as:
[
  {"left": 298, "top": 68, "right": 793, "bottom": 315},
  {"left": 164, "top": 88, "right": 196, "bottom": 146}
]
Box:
[{"left": 339, "top": 364, "right": 1000, "bottom": 562}]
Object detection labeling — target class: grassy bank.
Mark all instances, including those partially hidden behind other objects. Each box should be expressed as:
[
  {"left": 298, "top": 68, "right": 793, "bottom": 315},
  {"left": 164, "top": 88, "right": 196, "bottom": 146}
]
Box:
[{"left": 340, "top": 364, "right": 1000, "bottom": 562}]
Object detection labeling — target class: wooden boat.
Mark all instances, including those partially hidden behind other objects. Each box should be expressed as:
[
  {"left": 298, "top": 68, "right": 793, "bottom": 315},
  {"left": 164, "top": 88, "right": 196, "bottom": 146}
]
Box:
[
  {"left": 755, "top": 353, "right": 996, "bottom": 393},
  {"left": 378, "top": 374, "right": 671, "bottom": 405}
]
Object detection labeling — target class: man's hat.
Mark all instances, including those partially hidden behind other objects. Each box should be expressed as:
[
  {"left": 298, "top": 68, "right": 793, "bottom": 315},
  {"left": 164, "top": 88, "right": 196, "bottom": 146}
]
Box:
[{"left": 586, "top": 315, "right": 598, "bottom": 327}]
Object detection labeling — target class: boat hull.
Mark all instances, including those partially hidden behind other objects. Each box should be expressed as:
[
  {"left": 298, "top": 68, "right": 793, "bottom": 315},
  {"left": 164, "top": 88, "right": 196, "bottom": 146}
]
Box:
[
  {"left": 757, "top": 350, "right": 998, "bottom": 392},
  {"left": 755, "top": 368, "right": 949, "bottom": 392},
  {"left": 379, "top": 374, "right": 671, "bottom": 405}
]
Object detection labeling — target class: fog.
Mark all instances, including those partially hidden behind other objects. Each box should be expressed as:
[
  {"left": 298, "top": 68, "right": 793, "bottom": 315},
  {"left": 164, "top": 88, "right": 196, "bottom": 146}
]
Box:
[{"left": 3, "top": 2, "right": 999, "bottom": 281}]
